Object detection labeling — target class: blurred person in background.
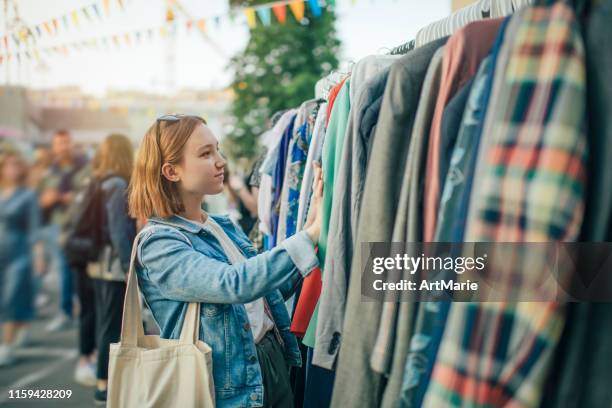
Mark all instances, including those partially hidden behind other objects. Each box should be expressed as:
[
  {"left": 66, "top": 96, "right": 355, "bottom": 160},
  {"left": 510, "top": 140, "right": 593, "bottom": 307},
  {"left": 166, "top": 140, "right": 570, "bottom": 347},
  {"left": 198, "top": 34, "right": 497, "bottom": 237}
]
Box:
[
  {"left": 27, "top": 145, "right": 54, "bottom": 308},
  {"left": 0, "top": 149, "right": 45, "bottom": 367},
  {"left": 87, "top": 134, "right": 136, "bottom": 405},
  {"left": 27, "top": 145, "right": 53, "bottom": 192},
  {"left": 39, "top": 130, "right": 96, "bottom": 385},
  {"left": 225, "top": 163, "right": 259, "bottom": 236},
  {"left": 39, "top": 129, "right": 88, "bottom": 331}
]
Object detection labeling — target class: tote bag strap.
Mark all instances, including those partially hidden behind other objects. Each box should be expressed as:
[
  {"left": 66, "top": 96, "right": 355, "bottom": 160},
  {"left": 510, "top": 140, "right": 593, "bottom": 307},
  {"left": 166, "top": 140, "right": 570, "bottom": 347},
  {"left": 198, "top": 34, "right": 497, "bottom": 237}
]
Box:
[
  {"left": 120, "top": 226, "right": 201, "bottom": 347},
  {"left": 119, "top": 229, "right": 148, "bottom": 347}
]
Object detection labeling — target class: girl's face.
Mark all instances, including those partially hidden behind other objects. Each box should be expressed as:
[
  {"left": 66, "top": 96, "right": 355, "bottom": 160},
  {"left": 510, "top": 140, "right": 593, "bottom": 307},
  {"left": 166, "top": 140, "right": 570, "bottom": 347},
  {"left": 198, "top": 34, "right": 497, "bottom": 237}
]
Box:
[
  {"left": 174, "top": 124, "right": 226, "bottom": 196},
  {"left": 1, "top": 156, "right": 25, "bottom": 186}
]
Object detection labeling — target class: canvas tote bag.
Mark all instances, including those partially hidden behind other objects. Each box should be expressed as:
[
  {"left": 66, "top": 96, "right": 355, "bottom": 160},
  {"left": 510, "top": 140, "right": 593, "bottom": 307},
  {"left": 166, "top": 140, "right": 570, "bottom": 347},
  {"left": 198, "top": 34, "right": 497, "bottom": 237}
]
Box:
[{"left": 107, "top": 231, "right": 215, "bottom": 408}]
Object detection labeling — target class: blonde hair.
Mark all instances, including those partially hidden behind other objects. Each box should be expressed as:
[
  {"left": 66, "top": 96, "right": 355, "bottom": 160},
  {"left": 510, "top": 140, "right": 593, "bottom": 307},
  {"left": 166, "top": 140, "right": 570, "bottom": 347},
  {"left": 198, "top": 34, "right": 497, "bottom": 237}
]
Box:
[
  {"left": 0, "top": 148, "right": 28, "bottom": 187},
  {"left": 128, "top": 116, "right": 205, "bottom": 219},
  {"left": 95, "top": 134, "right": 134, "bottom": 181}
]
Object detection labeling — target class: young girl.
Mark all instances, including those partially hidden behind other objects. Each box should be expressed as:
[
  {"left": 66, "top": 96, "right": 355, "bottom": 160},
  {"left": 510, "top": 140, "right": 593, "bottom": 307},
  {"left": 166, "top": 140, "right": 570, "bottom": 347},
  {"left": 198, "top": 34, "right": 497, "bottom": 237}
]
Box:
[
  {"left": 0, "top": 149, "right": 44, "bottom": 367},
  {"left": 89, "top": 134, "right": 137, "bottom": 405},
  {"left": 128, "top": 115, "right": 323, "bottom": 408}
]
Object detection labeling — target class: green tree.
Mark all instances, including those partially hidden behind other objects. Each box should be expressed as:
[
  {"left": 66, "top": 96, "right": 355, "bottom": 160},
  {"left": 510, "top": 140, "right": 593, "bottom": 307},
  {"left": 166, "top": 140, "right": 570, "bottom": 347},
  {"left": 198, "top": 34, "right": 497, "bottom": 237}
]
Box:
[{"left": 225, "top": 1, "right": 341, "bottom": 160}]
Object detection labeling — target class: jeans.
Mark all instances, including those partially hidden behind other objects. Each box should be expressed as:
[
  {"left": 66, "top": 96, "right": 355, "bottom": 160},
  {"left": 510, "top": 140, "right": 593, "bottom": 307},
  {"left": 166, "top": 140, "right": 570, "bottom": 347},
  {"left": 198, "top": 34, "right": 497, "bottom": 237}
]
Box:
[{"left": 40, "top": 225, "right": 74, "bottom": 318}]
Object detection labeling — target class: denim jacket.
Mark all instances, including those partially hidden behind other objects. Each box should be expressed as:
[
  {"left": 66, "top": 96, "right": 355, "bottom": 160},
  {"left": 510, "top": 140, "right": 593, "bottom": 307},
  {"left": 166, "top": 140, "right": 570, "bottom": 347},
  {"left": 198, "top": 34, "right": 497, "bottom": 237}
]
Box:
[{"left": 136, "top": 214, "right": 318, "bottom": 408}]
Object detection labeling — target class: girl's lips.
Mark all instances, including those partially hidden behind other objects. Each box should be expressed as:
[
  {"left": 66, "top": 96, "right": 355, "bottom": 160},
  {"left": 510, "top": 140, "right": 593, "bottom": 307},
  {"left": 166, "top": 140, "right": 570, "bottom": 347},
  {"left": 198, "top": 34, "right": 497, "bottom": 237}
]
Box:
[{"left": 215, "top": 173, "right": 224, "bottom": 181}]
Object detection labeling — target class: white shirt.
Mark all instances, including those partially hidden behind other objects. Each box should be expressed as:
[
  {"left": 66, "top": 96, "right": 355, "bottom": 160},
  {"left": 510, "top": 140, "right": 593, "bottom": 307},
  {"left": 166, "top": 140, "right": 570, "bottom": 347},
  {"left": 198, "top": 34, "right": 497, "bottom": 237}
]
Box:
[{"left": 179, "top": 214, "right": 275, "bottom": 343}]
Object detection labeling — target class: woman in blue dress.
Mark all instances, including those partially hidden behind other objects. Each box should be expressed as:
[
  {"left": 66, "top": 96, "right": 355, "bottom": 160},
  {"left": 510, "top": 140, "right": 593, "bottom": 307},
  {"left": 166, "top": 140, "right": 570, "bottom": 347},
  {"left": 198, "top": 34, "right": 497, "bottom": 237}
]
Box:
[{"left": 0, "top": 149, "right": 44, "bottom": 367}]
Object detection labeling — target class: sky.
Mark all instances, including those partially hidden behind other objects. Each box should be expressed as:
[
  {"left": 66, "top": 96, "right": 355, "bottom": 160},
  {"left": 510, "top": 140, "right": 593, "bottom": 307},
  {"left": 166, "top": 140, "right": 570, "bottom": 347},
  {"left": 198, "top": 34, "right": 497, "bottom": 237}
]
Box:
[{"left": 0, "top": 0, "right": 450, "bottom": 96}]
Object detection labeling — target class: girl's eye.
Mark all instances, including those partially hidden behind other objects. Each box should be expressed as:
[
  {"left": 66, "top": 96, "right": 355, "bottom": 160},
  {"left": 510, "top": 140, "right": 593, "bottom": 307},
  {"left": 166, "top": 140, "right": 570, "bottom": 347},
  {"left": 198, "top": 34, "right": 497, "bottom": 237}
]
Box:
[{"left": 201, "top": 151, "right": 211, "bottom": 157}]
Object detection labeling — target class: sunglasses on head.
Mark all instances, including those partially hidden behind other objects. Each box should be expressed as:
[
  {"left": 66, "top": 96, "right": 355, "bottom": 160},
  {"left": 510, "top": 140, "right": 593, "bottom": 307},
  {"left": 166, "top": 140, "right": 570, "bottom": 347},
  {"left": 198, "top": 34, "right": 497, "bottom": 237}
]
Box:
[{"left": 155, "top": 114, "right": 207, "bottom": 147}]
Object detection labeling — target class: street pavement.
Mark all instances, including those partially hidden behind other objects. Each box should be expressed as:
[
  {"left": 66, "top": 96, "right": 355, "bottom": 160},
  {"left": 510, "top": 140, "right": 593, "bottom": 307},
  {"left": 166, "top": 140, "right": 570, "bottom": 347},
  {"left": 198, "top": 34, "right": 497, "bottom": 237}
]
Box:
[{"left": 0, "top": 296, "right": 96, "bottom": 407}]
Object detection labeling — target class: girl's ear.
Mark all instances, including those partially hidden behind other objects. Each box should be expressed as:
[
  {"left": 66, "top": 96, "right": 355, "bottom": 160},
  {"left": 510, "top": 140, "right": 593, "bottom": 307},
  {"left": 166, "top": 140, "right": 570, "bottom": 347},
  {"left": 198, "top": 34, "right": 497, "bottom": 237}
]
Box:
[{"left": 161, "top": 163, "right": 180, "bottom": 182}]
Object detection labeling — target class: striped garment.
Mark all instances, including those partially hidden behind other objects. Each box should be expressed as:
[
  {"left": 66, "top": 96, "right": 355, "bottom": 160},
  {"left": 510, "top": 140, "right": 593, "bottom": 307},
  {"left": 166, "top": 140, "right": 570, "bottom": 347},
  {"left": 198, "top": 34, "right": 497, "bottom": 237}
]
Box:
[{"left": 422, "top": 3, "right": 587, "bottom": 408}]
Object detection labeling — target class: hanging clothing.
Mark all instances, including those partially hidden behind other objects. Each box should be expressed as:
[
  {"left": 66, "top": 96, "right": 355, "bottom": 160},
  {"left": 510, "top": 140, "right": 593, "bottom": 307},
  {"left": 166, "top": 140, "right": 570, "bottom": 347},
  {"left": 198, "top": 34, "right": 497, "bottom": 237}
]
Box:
[
  {"left": 302, "top": 79, "right": 352, "bottom": 348},
  {"left": 270, "top": 116, "right": 296, "bottom": 248},
  {"left": 278, "top": 100, "right": 320, "bottom": 243},
  {"left": 378, "top": 44, "right": 448, "bottom": 408},
  {"left": 290, "top": 81, "right": 346, "bottom": 343},
  {"left": 259, "top": 110, "right": 298, "bottom": 236},
  {"left": 415, "top": 0, "right": 532, "bottom": 47},
  {"left": 296, "top": 104, "right": 328, "bottom": 233},
  {"left": 314, "top": 57, "right": 398, "bottom": 370},
  {"left": 330, "top": 37, "right": 448, "bottom": 408},
  {"left": 422, "top": 3, "right": 587, "bottom": 407},
  {"left": 396, "top": 61, "right": 483, "bottom": 408},
  {"left": 423, "top": 17, "right": 504, "bottom": 242},
  {"left": 540, "top": 0, "right": 612, "bottom": 407}
]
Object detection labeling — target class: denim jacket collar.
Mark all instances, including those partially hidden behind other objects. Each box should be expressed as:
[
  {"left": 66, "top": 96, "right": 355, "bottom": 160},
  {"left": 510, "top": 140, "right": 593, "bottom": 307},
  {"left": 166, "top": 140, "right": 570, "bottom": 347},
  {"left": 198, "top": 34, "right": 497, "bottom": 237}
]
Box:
[{"left": 149, "top": 214, "right": 233, "bottom": 234}]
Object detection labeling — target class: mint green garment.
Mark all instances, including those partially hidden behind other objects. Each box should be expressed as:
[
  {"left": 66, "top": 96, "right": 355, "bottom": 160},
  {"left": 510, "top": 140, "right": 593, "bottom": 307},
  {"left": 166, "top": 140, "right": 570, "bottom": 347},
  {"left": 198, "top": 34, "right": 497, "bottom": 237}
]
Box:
[{"left": 303, "top": 78, "right": 351, "bottom": 348}]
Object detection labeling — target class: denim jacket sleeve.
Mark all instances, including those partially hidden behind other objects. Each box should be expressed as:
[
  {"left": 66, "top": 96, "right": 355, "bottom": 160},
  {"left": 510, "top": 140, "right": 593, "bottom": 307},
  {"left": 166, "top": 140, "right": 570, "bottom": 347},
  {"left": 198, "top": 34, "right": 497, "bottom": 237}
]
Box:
[
  {"left": 102, "top": 177, "right": 136, "bottom": 273},
  {"left": 138, "top": 227, "right": 318, "bottom": 304}
]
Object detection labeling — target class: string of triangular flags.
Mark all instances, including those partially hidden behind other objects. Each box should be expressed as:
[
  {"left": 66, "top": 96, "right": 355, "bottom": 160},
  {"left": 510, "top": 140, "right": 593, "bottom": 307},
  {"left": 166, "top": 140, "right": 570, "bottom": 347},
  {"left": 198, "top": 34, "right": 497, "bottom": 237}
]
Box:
[
  {"left": 0, "top": 0, "right": 336, "bottom": 64},
  {"left": 0, "top": 0, "right": 129, "bottom": 50},
  {"left": 0, "top": 24, "right": 179, "bottom": 65}
]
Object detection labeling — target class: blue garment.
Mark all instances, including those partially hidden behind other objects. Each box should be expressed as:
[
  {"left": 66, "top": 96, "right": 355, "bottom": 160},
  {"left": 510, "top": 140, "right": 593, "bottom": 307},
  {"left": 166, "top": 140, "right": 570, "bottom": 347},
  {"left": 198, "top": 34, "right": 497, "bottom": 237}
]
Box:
[
  {"left": 285, "top": 102, "right": 320, "bottom": 239},
  {"left": 136, "top": 214, "right": 318, "bottom": 408},
  {"left": 304, "top": 346, "right": 335, "bottom": 408},
  {"left": 271, "top": 115, "right": 296, "bottom": 248},
  {"left": 0, "top": 188, "right": 41, "bottom": 321},
  {"left": 101, "top": 176, "right": 136, "bottom": 274}
]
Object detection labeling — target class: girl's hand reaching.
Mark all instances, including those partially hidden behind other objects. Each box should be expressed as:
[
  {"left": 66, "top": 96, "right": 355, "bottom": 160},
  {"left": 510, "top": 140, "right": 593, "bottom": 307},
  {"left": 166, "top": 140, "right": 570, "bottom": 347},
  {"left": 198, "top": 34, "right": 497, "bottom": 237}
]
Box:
[{"left": 305, "top": 162, "right": 324, "bottom": 244}]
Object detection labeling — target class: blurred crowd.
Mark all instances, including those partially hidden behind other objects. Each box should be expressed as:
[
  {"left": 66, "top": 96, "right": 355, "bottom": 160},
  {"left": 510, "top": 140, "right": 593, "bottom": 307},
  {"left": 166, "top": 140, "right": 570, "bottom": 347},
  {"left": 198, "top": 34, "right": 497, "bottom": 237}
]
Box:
[{"left": 0, "top": 129, "right": 262, "bottom": 405}]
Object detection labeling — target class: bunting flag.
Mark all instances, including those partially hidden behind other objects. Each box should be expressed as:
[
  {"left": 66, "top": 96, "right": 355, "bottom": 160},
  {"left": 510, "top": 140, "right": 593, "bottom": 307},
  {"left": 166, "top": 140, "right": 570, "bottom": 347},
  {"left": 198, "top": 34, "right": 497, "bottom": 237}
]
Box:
[
  {"left": 93, "top": 4, "right": 102, "bottom": 19},
  {"left": 117, "top": 0, "right": 124, "bottom": 10},
  {"left": 71, "top": 10, "right": 80, "bottom": 27},
  {"left": 289, "top": 1, "right": 305, "bottom": 22},
  {"left": 272, "top": 5, "right": 287, "bottom": 24},
  {"left": 308, "top": 0, "right": 322, "bottom": 17},
  {"left": 82, "top": 7, "right": 92, "bottom": 21},
  {"left": 244, "top": 8, "right": 257, "bottom": 29},
  {"left": 196, "top": 19, "right": 206, "bottom": 32},
  {"left": 256, "top": 7, "right": 272, "bottom": 26},
  {"left": 0, "top": 0, "right": 336, "bottom": 61}
]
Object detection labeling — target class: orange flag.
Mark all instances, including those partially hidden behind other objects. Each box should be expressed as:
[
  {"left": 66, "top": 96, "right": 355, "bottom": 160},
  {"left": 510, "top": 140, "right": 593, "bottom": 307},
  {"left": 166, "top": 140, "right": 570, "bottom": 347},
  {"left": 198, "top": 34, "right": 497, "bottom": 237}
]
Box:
[
  {"left": 272, "top": 5, "right": 286, "bottom": 24},
  {"left": 196, "top": 19, "right": 206, "bottom": 32},
  {"left": 289, "top": 1, "right": 304, "bottom": 22}
]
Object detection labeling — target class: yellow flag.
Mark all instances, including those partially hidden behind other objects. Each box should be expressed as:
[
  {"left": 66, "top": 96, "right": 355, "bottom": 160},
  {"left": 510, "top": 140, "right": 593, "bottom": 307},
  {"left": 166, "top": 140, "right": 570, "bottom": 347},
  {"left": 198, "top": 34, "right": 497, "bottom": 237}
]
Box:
[
  {"left": 159, "top": 26, "right": 167, "bottom": 37},
  {"left": 196, "top": 19, "right": 206, "bottom": 32},
  {"left": 289, "top": 1, "right": 305, "bottom": 22},
  {"left": 244, "top": 8, "right": 256, "bottom": 28},
  {"left": 103, "top": 0, "right": 111, "bottom": 15},
  {"left": 72, "top": 10, "right": 80, "bottom": 27}
]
